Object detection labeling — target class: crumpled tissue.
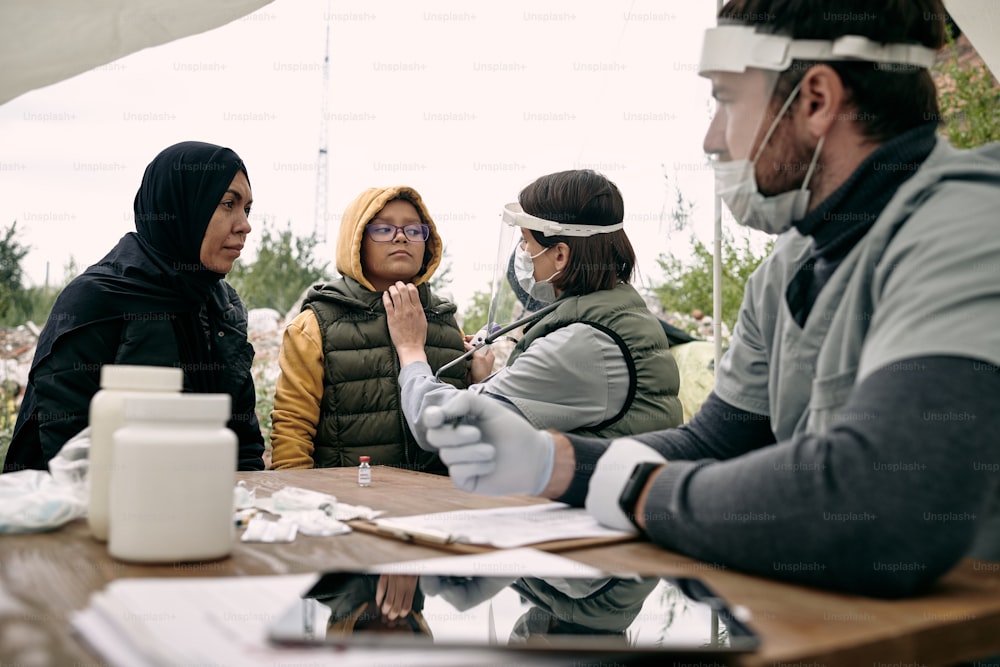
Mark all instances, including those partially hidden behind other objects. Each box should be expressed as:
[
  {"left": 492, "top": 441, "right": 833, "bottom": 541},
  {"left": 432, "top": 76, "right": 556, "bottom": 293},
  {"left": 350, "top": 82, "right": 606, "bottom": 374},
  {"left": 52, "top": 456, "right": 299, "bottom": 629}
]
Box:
[
  {"left": 0, "top": 428, "right": 89, "bottom": 534},
  {"left": 247, "top": 485, "right": 383, "bottom": 538}
]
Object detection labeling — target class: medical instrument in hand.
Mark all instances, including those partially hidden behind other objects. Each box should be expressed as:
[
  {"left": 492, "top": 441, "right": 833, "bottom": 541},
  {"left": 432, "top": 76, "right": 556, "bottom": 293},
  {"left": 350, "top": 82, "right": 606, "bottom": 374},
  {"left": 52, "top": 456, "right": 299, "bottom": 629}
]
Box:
[
  {"left": 470, "top": 322, "right": 502, "bottom": 347},
  {"left": 433, "top": 301, "right": 560, "bottom": 382}
]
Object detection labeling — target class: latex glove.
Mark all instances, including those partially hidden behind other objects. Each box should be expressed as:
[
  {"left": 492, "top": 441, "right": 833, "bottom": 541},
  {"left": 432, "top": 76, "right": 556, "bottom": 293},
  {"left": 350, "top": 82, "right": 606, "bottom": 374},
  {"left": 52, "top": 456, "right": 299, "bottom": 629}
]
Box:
[
  {"left": 585, "top": 438, "right": 667, "bottom": 531},
  {"left": 418, "top": 575, "right": 516, "bottom": 612},
  {"left": 424, "top": 393, "right": 554, "bottom": 496}
]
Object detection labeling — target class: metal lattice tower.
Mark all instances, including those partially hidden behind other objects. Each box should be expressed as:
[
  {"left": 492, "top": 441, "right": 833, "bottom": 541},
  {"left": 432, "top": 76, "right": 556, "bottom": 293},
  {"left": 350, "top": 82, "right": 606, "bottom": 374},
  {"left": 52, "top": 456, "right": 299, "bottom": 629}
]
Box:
[{"left": 313, "top": 8, "right": 330, "bottom": 243}]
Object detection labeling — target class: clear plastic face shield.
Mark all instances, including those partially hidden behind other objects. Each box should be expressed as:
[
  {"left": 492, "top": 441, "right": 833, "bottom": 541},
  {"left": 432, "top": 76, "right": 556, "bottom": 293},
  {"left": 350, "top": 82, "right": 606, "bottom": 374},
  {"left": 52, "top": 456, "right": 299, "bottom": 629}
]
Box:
[
  {"left": 482, "top": 203, "right": 626, "bottom": 343},
  {"left": 480, "top": 207, "right": 537, "bottom": 346},
  {"left": 435, "top": 203, "right": 625, "bottom": 381},
  {"left": 698, "top": 25, "right": 936, "bottom": 234}
]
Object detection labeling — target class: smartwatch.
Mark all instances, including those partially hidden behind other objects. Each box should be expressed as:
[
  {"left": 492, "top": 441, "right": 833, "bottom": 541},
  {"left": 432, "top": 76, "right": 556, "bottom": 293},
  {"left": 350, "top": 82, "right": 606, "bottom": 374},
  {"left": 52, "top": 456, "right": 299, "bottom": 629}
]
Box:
[{"left": 617, "top": 461, "right": 664, "bottom": 527}]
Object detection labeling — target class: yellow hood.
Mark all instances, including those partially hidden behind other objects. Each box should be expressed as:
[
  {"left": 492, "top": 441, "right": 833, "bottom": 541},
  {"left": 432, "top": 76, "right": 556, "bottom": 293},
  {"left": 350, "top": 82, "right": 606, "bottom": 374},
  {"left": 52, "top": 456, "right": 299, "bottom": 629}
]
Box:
[{"left": 335, "top": 186, "right": 442, "bottom": 291}]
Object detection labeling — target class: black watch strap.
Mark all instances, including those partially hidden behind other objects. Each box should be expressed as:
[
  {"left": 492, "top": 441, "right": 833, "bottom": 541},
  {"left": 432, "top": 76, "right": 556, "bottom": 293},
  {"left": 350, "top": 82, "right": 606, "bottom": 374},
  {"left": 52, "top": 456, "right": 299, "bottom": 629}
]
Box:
[{"left": 618, "top": 461, "right": 664, "bottom": 527}]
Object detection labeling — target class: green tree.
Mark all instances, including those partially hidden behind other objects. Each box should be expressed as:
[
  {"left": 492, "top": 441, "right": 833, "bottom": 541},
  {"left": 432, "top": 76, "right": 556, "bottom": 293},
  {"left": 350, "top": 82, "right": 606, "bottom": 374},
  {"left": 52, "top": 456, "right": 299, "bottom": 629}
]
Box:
[
  {"left": 15, "top": 258, "right": 79, "bottom": 326},
  {"left": 652, "top": 169, "right": 772, "bottom": 335},
  {"left": 653, "top": 232, "right": 772, "bottom": 333},
  {"left": 0, "top": 240, "right": 82, "bottom": 327},
  {"left": 0, "top": 222, "right": 29, "bottom": 324},
  {"left": 227, "top": 222, "right": 329, "bottom": 313},
  {"left": 460, "top": 286, "right": 492, "bottom": 334},
  {"left": 0, "top": 223, "right": 68, "bottom": 327},
  {"left": 10, "top": 285, "right": 60, "bottom": 326},
  {"left": 935, "top": 29, "right": 1000, "bottom": 149},
  {"left": 428, "top": 250, "right": 453, "bottom": 294}
]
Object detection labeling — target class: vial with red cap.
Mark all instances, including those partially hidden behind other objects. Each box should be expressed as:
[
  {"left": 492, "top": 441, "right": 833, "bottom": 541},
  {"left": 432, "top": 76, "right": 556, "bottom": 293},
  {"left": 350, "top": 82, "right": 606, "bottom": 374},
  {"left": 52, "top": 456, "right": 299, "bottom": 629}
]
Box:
[{"left": 358, "top": 456, "right": 371, "bottom": 487}]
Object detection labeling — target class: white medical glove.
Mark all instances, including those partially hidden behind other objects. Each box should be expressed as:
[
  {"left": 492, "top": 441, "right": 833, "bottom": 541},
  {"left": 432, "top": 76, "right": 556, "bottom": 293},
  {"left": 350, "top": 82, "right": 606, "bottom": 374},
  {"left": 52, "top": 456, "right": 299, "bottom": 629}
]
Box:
[
  {"left": 585, "top": 438, "right": 667, "bottom": 531},
  {"left": 424, "top": 393, "right": 555, "bottom": 496},
  {"left": 418, "top": 575, "right": 516, "bottom": 612}
]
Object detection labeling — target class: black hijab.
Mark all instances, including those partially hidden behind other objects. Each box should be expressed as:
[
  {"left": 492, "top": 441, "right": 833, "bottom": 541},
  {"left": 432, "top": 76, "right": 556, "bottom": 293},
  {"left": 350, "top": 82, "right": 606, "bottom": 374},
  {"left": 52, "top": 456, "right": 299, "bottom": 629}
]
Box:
[
  {"left": 27, "top": 141, "right": 248, "bottom": 374},
  {"left": 5, "top": 142, "right": 254, "bottom": 471}
]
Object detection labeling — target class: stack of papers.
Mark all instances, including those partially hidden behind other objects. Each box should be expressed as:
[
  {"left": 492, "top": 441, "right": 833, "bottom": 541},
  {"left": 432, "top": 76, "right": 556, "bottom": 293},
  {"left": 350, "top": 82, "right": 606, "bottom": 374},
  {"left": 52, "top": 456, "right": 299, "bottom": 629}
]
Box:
[
  {"left": 71, "top": 549, "right": 606, "bottom": 666},
  {"left": 370, "top": 502, "right": 636, "bottom": 548}
]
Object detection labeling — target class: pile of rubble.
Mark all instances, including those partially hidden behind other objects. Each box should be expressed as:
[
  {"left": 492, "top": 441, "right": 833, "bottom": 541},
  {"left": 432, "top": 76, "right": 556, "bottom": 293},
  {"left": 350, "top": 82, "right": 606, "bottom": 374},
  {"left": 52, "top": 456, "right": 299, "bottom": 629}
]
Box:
[
  {"left": 0, "top": 323, "right": 38, "bottom": 396},
  {"left": 246, "top": 308, "right": 285, "bottom": 391},
  {"left": 1, "top": 304, "right": 721, "bottom": 432},
  {"left": 0, "top": 312, "right": 287, "bottom": 420}
]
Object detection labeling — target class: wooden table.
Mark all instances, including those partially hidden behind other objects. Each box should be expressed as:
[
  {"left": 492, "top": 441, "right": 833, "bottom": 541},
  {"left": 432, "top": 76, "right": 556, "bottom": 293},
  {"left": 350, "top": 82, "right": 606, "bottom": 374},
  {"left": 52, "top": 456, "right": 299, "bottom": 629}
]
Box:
[{"left": 2, "top": 466, "right": 999, "bottom": 666}]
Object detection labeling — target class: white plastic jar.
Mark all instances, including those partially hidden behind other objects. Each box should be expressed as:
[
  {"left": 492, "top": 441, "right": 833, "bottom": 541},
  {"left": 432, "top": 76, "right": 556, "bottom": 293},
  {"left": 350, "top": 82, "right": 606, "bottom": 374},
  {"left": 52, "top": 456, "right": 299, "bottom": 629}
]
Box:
[
  {"left": 87, "top": 364, "right": 183, "bottom": 541},
  {"left": 108, "top": 393, "right": 236, "bottom": 563}
]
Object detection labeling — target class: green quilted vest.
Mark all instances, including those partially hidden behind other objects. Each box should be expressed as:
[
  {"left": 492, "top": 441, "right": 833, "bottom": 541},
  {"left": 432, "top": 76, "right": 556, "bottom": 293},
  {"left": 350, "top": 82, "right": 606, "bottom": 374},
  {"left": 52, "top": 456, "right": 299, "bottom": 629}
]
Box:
[
  {"left": 507, "top": 283, "right": 682, "bottom": 437},
  {"left": 305, "top": 278, "right": 467, "bottom": 471}
]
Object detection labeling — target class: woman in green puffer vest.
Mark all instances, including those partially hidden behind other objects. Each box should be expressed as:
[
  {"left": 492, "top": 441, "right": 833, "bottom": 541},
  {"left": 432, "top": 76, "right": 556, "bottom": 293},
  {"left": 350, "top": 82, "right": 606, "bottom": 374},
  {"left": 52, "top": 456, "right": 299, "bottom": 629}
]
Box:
[{"left": 384, "top": 169, "right": 683, "bottom": 452}]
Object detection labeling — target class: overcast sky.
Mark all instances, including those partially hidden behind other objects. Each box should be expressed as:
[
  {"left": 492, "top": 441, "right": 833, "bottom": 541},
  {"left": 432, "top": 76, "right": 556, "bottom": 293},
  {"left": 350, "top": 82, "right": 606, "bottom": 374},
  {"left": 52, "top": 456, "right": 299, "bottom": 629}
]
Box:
[{"left": 0, "top": 0, "right": 727, "bottom": 313}]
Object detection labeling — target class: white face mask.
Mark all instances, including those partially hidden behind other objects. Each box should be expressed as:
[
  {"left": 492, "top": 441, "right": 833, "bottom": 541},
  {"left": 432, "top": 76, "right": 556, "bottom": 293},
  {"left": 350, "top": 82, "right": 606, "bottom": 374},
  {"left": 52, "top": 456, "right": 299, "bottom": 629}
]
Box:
[
  {"left": 513, "top": 243, "right": 560, "bottom": 305},
  {"left": 713, "top": 81, "right": 824, "bottom": 235}
]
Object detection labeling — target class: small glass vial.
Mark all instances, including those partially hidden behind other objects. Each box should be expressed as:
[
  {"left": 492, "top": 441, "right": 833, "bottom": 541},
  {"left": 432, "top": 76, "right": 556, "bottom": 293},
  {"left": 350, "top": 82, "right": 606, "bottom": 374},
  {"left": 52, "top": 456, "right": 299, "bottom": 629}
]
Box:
[{"left": 358, "top": 455, "right": 372, "bottom": 487}]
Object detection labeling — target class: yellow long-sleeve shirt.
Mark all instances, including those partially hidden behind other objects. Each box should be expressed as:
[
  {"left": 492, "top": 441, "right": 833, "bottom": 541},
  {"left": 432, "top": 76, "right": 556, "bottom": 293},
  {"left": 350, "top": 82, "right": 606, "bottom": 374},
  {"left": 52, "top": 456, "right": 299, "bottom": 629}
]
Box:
[{"left": 269, "top": 309, "right": 325, "bottom": 469}]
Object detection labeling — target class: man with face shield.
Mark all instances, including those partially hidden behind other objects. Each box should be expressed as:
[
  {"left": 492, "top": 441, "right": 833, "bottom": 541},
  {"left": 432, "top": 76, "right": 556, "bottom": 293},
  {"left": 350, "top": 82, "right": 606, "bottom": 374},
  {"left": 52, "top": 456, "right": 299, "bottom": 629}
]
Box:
[
  {"left": 420, "top": 0, "right": 1000, "bottom": 598},
  {"left": 383, "top": 169, "right": 683, "bottom": 488}
]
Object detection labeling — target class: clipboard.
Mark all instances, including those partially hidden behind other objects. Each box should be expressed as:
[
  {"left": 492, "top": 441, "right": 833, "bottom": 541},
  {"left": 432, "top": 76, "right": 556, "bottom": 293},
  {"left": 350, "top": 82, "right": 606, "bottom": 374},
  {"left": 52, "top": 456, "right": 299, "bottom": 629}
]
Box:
[{"left": 349, "top": 502, "right": 639, "bottom": 554}]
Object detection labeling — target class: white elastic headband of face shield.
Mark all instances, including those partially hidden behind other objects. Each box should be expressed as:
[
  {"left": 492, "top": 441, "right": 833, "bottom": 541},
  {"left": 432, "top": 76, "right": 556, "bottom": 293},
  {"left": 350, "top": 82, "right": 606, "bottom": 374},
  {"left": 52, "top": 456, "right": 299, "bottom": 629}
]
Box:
[
  {"left": 697, "top": 24, "right": 937, "bottom": 75},
  {"left": 502, "top": 203, "right": 625, "bottom": 237}
]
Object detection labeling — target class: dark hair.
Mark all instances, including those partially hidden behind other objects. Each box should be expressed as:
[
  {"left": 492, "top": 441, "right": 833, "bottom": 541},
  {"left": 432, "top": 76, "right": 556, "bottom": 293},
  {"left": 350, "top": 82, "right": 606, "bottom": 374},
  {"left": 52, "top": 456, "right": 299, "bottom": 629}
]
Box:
[
  {"left": 518, "top": 170, "right": 636, "bottom": 296},
  {"left": 718, "top": 0, "right": 947, "bottom": 141}
]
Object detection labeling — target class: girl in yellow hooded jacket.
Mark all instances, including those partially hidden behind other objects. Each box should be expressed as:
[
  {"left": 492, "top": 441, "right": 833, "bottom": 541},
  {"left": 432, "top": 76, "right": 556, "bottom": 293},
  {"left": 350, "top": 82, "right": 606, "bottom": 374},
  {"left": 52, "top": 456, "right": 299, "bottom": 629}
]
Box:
[{"left": 269, "top": 186, "right": 469, "bottom": 471}]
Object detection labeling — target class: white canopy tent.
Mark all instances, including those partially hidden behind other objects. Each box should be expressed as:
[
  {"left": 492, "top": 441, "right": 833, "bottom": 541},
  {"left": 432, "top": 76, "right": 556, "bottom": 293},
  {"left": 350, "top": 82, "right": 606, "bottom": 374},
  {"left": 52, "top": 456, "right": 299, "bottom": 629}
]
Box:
[
  {"left": 944, "top": 0, "right": 1000, "bottom": 75},
  {"left": 0, "top": 0, "right": 272, "bottom": 106}
]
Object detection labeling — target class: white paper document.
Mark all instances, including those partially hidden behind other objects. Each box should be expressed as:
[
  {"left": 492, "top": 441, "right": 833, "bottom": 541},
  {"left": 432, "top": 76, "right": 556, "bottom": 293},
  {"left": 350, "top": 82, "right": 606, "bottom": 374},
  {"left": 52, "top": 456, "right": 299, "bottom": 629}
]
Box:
[
  {"left": 70, "top": 549, "right": 599, "bottom": 667},
  {"left": 370, "top": 546, "right": 606, "bottom": 577},
  {"left": 371, "top": 501, "right": 635, "bottom": 548}
]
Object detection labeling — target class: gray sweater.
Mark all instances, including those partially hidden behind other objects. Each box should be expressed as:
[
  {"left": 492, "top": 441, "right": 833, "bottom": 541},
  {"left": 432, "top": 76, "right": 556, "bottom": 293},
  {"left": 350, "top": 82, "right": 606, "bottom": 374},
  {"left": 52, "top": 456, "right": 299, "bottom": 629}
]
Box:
[{"left": 400, "top": 322, "right": 630, "bottom": 449}]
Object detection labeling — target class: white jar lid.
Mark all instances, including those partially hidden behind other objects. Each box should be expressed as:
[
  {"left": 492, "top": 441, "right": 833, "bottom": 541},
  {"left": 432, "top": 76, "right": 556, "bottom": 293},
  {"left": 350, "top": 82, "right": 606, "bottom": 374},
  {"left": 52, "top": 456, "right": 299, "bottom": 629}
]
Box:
[
  {"left": 100, "top": 364, "right": 183, "bottom": 391},
  {"left": 123, "top": 393, "right": 231, "bottom": 423}
]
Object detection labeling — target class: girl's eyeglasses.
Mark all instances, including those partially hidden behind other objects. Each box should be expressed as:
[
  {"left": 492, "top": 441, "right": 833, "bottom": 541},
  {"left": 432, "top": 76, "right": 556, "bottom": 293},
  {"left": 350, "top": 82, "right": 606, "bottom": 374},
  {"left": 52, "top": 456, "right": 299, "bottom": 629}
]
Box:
[{"left": 365, "top": 223, "right": 430, "bottom": 242}]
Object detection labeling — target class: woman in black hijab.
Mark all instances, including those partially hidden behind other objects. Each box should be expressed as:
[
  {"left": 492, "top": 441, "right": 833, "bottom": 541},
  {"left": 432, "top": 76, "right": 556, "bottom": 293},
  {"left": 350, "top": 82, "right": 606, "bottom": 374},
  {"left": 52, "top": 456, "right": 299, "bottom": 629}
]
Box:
[{"left": 3, "top": 141, "right": 265, "bottom": 473}]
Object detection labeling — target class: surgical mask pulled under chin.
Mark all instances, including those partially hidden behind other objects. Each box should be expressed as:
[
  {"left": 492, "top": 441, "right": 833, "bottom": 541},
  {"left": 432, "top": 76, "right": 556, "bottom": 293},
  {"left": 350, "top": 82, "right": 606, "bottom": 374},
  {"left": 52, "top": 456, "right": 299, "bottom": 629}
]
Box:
[{"left": 513, "top": 244, "right": 559, "bottom": 306}]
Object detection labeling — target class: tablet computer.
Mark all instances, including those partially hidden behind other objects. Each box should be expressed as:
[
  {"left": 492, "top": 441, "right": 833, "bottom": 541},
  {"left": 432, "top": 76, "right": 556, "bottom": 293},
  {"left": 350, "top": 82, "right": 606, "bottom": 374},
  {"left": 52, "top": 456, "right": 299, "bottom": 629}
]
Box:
[{"left": 267, "top": 570, "right": 759, "bottom": 659}]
